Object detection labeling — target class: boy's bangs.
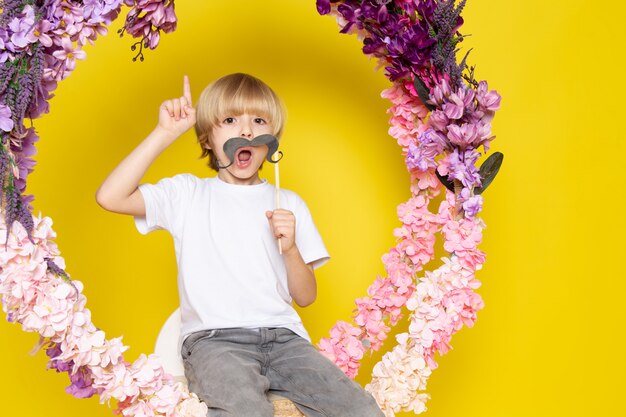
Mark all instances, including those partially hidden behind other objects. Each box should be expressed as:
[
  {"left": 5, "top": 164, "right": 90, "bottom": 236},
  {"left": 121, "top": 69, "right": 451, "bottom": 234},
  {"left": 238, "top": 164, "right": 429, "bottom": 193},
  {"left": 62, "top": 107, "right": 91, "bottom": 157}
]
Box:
[{"left": 212, "top": 81, "right": 283, "bottom": 135}]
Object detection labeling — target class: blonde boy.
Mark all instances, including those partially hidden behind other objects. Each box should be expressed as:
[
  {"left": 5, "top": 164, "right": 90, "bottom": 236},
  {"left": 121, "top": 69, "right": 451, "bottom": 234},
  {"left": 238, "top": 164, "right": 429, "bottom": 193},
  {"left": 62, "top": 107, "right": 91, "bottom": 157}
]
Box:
[{"left": 96, "top": 73, "right": 383, "bottom": 417}]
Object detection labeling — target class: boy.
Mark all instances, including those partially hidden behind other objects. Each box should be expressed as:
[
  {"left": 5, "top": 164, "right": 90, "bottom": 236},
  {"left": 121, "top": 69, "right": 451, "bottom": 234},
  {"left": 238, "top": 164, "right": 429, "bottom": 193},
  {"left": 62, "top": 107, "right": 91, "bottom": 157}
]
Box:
[{"left": 96, "top": 73, "right": 384, "bottom": 417}]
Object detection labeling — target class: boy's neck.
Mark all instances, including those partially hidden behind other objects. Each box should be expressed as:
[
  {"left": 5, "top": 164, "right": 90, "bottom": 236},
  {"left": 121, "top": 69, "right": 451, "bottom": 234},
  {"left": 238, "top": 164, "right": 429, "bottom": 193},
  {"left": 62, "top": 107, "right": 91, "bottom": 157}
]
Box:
[{"left": 217, "top": 169, "right": 263, "bottom": 185}]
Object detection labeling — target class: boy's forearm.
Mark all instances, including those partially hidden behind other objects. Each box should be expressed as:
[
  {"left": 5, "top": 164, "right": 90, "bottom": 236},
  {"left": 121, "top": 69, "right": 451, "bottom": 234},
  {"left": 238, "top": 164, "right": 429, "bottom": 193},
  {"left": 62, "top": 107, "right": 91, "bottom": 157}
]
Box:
[
  {"left": 96, "top": 127, "right": 177, "bottom": 214},
  {"left": 283, "top": 246, "right": 317, "bottom": 307}
]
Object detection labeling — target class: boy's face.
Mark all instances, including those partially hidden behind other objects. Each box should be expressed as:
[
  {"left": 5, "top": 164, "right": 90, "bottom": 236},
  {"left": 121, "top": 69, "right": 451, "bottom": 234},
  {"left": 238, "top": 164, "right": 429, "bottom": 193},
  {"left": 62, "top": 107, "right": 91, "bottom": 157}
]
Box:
[{"left": 208, "top": 113, "right": 274, "bottom": 185}]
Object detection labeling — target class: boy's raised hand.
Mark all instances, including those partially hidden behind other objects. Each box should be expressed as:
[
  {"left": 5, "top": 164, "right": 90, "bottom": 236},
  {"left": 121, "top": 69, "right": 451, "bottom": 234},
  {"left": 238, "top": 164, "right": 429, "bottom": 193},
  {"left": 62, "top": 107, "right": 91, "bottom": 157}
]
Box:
[{"left": 157, "top": 75, "right": 197, "bottom": 139}]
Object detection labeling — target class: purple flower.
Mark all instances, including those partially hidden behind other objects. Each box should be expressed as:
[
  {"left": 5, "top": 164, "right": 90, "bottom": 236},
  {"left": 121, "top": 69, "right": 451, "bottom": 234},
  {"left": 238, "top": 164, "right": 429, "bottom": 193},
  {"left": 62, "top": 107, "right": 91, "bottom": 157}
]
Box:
[
  {"left": 476, "top": 80, "right": 501, "bottom": 111},
  {"left": 460, "top": 188, "right": 483, "bottom": 218},
  {"left": 122, "top": 0, "right": 177, "bottom": 59},
  {"left": 0, "top": 104, "right": 14, "bottom": 132},
  {"left": 46, "top": 344, "right": 72, "bottom": 373},
  {"left": 11, "top": 128, "right": 39, "bottom": 193},
  {"left": 429, "top": 111, "right": 451, "bottom": 139},
  {"left": 438, "top": 148, "right": 482, "bottom": 189},
  {"left": 316, "top": 0, "right": 332, "bottom": 15},
  {"left": 46, "top": 344, "right": 97, "bottom": 399},
  {"left": 406, "top": 128, "right": 447, "bottom": 171},
  {"left": 52, "top": 37, "right": 87, "bottom": 71},
  {"left": 32, "top": 19, "right": 54, "bottom": 47},
  {"left": 8, "top": 5, "right": 37, "bottom": 49},
  {"left": 446, "top": 122, "right": 478, "bottom": 149},
  {"left": 66, "top": 367, "right": 98, "bottom": 399},
  {"left": 406, "top": 142, "right": 426, "bottom": 171},
  {"left": 83, "top": 0, "right": 123, "bottom": 25},
  {"left": 0, "top": 29, "right": 10, "bottom": 63},
  {"left": 329, "top": 0, "right": 438, "bottom": 80},
  {"left": 443, "top": 100, "right": 463, "bottom": 119}
]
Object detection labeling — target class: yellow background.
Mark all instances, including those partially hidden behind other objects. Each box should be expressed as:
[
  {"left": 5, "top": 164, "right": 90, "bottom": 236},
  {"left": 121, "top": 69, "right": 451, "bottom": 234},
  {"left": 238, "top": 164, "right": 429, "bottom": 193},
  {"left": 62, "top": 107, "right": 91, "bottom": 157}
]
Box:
[{"left": 1, "top": 1, "right": 624, "bottom": 416}]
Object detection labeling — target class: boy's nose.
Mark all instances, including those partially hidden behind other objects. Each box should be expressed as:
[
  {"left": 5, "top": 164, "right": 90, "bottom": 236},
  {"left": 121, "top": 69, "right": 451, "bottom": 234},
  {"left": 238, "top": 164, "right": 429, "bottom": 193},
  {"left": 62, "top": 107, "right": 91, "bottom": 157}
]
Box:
[{"left": 240, "top": 124, "right": 253, "bottom": 138}]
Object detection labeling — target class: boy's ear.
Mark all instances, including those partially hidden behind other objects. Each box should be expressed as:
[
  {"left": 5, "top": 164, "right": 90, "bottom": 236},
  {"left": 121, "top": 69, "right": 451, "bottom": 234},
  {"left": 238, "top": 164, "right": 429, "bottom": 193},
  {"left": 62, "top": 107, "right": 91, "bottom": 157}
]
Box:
[{"left": 203, "top": 136, "right": 213, "bottom": 150}]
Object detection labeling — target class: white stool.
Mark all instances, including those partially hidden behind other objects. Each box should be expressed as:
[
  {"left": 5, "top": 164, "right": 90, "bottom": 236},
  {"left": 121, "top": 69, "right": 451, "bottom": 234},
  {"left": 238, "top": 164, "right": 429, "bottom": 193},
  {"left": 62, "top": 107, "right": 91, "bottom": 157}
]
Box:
[{"left": 154, "top": 309, "right": 304, "bottom": 417}]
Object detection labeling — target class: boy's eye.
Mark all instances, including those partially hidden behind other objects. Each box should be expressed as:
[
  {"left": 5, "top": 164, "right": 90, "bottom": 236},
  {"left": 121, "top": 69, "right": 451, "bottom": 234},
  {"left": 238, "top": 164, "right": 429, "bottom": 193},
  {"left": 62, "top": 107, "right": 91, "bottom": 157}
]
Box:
[
  {"left": 254, "top": 117, "right": 266, "bottom": 124},
  {"left": 223, "top": 117, "right": 235, "bottom": 124}
]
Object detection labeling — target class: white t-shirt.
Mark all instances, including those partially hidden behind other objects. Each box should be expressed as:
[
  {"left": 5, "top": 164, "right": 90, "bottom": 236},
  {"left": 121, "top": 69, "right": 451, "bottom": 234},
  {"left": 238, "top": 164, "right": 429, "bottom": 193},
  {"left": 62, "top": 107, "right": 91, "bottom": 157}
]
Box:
[{"left": 134, "top": 174, "right": 329, "bottom": 347}]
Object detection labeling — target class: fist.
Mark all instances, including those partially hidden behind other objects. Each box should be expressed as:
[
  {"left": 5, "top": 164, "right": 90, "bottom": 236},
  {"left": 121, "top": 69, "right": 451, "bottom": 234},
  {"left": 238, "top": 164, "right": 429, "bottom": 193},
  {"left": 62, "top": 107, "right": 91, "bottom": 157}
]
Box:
[{"left": 266, "top": 209, "right": 296, "bottom": 254}]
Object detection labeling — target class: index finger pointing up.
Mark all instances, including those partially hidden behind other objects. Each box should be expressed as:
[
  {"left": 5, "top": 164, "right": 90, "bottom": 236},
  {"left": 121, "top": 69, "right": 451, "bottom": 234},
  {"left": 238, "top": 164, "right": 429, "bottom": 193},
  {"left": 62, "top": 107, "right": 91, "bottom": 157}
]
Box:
[{"left": 183, "top": 74, "right": 192, "bottom": 104}]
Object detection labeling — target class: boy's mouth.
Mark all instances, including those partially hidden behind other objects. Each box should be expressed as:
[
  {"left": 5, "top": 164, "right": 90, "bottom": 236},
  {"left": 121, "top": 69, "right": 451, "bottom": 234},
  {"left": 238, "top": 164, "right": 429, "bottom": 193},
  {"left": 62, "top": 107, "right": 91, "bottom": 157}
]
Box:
[
  {"left": 235, "top": 147, "right": 253, "bottom": 168},
  {"left": 237, "top": 149, "right": 252, "bottom": 162}
]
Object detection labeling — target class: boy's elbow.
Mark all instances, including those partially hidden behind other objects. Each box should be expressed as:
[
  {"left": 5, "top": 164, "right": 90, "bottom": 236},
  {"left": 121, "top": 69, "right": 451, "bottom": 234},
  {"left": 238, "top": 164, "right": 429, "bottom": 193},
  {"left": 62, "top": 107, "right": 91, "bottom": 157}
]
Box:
[
  {"left": 95, "top": 188, "right": 114, "bottom": 211},
  {"left": 294, "top": 292, "right": 317, "bottom": 308},
  {"left": 95, "top": 187, "right": 125, "bottom": 213}
]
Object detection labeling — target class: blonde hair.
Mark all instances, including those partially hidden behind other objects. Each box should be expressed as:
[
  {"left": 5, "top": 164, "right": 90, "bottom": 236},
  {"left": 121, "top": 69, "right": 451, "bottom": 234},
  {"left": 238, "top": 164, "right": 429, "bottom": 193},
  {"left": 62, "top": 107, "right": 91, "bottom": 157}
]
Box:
[{"left": 195, "top": 73, "right": 286, "bottom": 171}]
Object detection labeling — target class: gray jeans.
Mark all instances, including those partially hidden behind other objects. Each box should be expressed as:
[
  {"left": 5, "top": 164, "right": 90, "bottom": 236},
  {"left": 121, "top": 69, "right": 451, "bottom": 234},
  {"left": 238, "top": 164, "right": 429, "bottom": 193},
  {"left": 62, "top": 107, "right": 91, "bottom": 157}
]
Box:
[{"left": 181, "top": 327, "right": 384, "bottom": 417}]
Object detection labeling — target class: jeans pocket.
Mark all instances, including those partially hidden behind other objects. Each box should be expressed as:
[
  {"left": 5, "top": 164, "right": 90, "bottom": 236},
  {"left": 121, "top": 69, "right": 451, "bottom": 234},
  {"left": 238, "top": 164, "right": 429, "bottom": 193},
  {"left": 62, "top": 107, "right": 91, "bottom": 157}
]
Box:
[{"left": 182, "top": 329, "right": 220, "bottom": 359}]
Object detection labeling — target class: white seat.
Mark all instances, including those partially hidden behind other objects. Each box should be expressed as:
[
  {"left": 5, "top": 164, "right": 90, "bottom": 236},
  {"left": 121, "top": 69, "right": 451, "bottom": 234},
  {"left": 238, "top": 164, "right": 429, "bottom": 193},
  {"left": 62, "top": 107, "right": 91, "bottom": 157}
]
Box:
[{"left": 154, "top": 308, "right": 187, "bottom": 382}]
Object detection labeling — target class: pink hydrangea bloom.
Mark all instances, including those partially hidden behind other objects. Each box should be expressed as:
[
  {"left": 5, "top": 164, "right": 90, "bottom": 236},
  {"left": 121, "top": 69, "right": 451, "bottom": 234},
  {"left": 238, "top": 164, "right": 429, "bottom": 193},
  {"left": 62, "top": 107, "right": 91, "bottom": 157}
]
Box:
[
  {"left": 318, "top": 321, "right": 365, "bottom": 377},
  {"left": 442, "top": 218, "right": 487, "bottom": 270},
  {"left": 91, "top": 361, "right": 140, "bottom": 403}
]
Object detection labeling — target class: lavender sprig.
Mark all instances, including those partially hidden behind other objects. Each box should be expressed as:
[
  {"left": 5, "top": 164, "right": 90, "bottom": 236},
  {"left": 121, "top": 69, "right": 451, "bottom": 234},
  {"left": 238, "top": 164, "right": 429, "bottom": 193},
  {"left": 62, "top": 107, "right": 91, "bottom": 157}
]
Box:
[
  {"left": 0, "top": 62, "right": 17, "bottom": 97},
  {"left": 1, "top": 143, "right": 34, "bottom": 240},
  {"left": 0, "top": 0, "right": 25, "bottom": 27},
  {"left": 46, "top": 257, "right": 80, "bottom": 297},
  {"left": 4, "top": 181, "right": 34, "bottom": 240},
  {"left": 428, "top": 0, "right": 468, "bottom": 86}
]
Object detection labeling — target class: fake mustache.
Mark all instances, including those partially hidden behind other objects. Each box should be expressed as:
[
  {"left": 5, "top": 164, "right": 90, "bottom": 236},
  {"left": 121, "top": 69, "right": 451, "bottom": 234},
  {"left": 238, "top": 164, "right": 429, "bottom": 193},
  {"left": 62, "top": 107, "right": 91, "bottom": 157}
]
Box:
[{"left": 216, "top": 134, "right": 283, "bottom": 169}]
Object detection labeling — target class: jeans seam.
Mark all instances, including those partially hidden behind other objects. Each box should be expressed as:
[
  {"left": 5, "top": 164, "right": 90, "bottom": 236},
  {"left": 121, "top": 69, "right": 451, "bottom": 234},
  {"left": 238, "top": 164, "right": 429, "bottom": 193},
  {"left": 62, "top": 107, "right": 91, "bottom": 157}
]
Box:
[{"left": 268, "top": 364, "right": 331, "bottom": 417}]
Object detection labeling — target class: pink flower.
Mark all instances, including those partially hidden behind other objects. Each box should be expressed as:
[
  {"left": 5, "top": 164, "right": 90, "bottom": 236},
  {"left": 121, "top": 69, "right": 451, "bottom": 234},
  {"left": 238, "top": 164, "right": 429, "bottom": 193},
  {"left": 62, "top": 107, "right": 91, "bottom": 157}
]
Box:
[
  {"left": 476, "top": 80, "right": 501, "bottom": 111},
  {"left": 100, "top": 337, "right": 128, "bottom": 368},
  {"left": 442, "top": 218, "right": 487, "bottom": 269},
  {"left": 410, "top": 169, "right": 441, "bottom": 195},
  {"left": 431, "top": 78, "right": 451, "bottom": 105},
  {"left": 442, "top": 100, "right": 463, "bottom": 120},
  {"left": 91, "top": 362, "right": 140, "bottom": 403},
  {"left": 428, "top": 109, "right": 449, "bottom": 131},
  {"left": 441, "top": 288, "right": 484, "bottom": 331},
  {"left": 318, "top": 321, "right": 365, "bottom": 377},
  {"left": 130, "top": 354, "right": 169, "bottom": 396},
  {"left": 447, "top": 122, "right": 479, "bottom": 148}
]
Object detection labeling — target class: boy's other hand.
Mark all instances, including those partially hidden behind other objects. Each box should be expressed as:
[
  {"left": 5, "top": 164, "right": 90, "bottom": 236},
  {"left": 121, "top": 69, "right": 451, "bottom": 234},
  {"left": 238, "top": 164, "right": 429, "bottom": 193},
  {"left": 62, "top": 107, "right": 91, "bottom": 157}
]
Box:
[
  {"left": 266, "top": 209, "right": 296, "bottom": 254},
  {"left": 157, "top": 75, "right": 197, "bottom": 140}
]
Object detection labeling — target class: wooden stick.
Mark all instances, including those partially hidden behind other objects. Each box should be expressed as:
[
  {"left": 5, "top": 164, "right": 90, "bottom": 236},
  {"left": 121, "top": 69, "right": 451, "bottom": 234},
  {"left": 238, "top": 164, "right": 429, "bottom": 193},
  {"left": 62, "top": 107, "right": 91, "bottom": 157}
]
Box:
[{"left": 274, "top": 152, "right": 282, "bottom": 254}]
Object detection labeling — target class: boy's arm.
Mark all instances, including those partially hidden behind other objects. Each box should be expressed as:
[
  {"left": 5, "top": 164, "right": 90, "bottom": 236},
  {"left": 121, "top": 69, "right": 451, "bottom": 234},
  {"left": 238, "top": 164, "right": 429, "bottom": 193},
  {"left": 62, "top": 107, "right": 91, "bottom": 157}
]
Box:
[
  {"left": 96, "top": 76, "right": 196, "bottom": 216},
  {"left": 266, "top": 209, "right": 317, "bottom": 307},
  {"left": 283, "top": 249, "right": 317, "bottom": 308}
]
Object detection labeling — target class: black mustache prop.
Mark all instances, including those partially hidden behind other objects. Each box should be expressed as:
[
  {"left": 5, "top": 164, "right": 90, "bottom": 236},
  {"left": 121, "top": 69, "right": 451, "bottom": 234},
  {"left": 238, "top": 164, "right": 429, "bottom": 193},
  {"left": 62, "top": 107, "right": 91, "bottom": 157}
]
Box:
[{"left": 216, "top": 134, "right": 283, "bottom": 169}]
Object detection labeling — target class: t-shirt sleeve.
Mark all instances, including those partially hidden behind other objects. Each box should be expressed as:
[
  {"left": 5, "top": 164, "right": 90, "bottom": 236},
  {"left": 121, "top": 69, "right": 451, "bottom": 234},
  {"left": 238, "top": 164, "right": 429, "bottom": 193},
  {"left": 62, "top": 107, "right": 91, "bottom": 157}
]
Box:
[
  {"left": 293, "top": 196, "right": 330, "bottom": 269},
  {"left": 134, "top": 174, "right": 193, "bottom": 235}
]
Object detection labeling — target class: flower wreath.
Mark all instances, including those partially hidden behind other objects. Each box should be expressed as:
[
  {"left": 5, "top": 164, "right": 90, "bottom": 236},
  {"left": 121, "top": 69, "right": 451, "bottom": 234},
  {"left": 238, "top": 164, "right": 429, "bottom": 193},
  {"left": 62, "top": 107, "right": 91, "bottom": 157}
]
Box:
[{"left": 0, "top": 1, "right": 502, "bottom": 416}]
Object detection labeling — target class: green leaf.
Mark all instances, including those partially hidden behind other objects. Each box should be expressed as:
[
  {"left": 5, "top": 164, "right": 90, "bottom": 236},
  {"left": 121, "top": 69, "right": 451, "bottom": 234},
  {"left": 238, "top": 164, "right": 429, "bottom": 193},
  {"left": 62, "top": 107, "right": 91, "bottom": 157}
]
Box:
[
  {"left": 475, "top": 152, "right": 504, "bottom": 194},
  {"left": 435, "top": 169, "right": 455, "bottom": 192},
  {"left": 413, "top": 76, "right": 436, "bottom": 111}
]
